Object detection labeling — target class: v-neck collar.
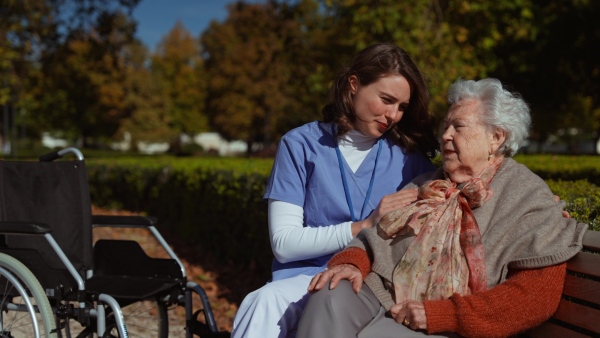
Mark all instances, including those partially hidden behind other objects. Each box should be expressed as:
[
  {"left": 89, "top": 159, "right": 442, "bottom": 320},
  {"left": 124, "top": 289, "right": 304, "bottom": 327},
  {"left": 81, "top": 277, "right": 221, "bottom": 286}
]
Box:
[
  {"left": 333, "top": 124, "right": 383, "bottom": 222},
  {"left": 335, "top": 127, "right": 380, "bottom": 174}
]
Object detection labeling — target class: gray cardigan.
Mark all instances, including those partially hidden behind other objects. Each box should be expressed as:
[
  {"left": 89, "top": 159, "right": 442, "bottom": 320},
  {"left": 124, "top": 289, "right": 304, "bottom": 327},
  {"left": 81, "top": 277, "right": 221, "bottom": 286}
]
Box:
[{"left": 349, "top": 157, "right": 588, "bottom": 310}]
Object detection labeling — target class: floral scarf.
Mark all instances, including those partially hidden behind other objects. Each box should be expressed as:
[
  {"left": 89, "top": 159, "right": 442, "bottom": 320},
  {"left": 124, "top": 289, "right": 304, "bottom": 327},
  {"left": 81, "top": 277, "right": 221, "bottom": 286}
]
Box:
[{"left": 378, "top": 157, "right": 503, "bottom": 303}]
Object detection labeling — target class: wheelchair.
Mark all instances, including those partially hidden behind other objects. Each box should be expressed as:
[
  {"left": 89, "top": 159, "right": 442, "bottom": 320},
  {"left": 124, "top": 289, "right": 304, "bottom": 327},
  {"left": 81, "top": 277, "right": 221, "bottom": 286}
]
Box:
[{"left": 0, "top": 147, "right": 229, "bottom": 337}]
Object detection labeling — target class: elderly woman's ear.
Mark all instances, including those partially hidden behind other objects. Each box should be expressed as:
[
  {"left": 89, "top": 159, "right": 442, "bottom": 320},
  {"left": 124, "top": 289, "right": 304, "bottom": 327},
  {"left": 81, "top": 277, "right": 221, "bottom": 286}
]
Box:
[{"left": 489, "top": 128, "right": 507, "bottom": 156}]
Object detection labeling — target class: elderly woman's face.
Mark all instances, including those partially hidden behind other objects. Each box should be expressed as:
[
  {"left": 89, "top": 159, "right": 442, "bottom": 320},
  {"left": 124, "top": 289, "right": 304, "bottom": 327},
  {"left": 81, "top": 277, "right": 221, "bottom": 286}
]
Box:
[{"left": 441, "top": 100, "right": 500, "bottom": 183}]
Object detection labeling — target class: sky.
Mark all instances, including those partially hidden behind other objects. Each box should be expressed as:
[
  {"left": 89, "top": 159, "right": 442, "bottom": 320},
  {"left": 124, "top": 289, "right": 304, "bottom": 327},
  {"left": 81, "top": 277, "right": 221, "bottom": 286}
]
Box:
[{"left": 132, "top": 0, "right": 264, "bottom": 52}]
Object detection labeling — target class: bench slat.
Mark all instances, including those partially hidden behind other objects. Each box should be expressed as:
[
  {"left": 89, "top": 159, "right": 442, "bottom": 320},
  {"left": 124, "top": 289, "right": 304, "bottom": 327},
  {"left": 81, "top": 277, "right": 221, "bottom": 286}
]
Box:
[
  {"left": 524, "top": 231, "right": 600, "bottom": 336},
  {"left": 521, "top": 321, "right": 590, "bottom": 338},
  {"left": 582, "top": 230, "right": 600, "bottom": 253},
  {"left": 567, "top": 251, "right": 600, "bottom": 279},
  {"left": 552, "top": 298, "right": 600, "bottom": 335},
  {"left": 563, "top": 274, "right": 600, "bottom": 305}
]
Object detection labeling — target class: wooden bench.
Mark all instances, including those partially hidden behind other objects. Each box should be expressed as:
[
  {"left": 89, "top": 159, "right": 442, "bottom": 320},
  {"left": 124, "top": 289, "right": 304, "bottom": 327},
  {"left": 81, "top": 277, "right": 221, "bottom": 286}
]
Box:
[{"left": 523, "top": 230, "right": 600, "bottom": 337}]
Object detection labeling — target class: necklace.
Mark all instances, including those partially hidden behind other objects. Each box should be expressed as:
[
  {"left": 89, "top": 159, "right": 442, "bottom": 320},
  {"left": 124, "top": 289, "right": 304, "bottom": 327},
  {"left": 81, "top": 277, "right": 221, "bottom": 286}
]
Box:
[{"left": 333, "top": 125, "right": 383, "bottom": 222}]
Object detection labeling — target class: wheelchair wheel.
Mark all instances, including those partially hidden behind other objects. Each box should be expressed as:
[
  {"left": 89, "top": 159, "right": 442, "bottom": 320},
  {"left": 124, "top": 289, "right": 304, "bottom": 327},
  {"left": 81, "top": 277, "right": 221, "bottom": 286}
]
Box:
[
  {"left": 0, "top": 252, "right": 57, "bottom": 338},
  {"left": 105, "top": 299, "right": 168, "bottom": 338}
]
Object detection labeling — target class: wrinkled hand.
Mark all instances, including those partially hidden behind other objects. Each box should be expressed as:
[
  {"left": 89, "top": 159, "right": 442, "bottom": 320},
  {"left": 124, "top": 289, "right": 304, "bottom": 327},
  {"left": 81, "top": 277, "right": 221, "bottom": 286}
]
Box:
[
  {"left": 369, "top": 189, "right": 418, "bottom": 226},
  {"left": 553, "top": 195, "right": 571, "bottom": 218},
  {"left": 307, "top": 264, "right": 363, "bottom": 294},
  {"left": 390, "top": 300, "right": 428, "bottom": 331}
]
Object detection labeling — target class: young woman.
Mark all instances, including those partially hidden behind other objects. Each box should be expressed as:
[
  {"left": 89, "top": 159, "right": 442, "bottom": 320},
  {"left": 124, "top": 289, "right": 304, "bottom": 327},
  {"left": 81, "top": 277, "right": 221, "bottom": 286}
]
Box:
[{"left": 232, "top": 43, "right": 439, "bottom": 338}]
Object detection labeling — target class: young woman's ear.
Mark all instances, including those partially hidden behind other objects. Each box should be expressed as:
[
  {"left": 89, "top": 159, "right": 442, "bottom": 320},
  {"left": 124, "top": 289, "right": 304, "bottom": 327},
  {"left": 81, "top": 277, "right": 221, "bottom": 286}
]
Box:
[{"left": 349, "top": 75, "right": 359, "bottom": 95}]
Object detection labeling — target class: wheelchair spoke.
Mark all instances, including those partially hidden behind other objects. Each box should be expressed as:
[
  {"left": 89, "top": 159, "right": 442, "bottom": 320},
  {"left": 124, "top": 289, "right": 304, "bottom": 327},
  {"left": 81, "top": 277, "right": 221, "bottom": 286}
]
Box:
[
  {"left": 0, "top": 253, "right": 56, "bottom": 337},
  {"left": 105, "top": 299, "right": 169, "bottom": 338}
]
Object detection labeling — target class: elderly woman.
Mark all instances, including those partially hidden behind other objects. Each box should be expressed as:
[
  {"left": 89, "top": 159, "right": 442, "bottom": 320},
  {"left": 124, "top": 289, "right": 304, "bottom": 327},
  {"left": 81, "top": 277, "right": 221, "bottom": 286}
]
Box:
[{"left": 296, "top": 78, "right": 588, "bottom": 338}]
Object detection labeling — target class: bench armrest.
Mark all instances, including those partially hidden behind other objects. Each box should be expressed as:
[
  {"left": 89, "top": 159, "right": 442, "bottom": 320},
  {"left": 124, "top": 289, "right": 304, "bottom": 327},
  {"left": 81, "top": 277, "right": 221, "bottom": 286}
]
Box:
[{"left": 582, "top": 230, "right": 600, "bottom": 252}]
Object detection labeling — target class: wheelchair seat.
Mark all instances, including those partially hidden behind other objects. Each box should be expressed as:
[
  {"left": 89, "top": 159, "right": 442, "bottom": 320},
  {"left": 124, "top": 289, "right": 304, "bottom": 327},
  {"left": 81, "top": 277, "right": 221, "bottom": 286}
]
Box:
[{"left": 88, "top": 239, "right": 184, "bottom": 300}]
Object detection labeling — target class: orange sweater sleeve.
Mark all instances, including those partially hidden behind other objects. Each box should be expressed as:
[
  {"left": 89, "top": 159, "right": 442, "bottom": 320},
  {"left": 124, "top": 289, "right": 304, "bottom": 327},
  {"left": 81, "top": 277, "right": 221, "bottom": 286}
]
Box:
[
  {"left": 424, "top": 262, "right": 566, "bottom": 338},
  {"left": 327, "top": 247, "right": 371, "bottom": 278}
]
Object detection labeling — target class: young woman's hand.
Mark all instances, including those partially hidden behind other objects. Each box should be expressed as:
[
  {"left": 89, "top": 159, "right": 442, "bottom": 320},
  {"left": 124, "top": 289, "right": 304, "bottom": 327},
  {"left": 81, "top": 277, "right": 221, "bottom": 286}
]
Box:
[
  {"left": 377, "top": 188, "right": 419, "bottom": 216},
  {"left": 351, "top": 188, "right": 418, "bottom": 236}
]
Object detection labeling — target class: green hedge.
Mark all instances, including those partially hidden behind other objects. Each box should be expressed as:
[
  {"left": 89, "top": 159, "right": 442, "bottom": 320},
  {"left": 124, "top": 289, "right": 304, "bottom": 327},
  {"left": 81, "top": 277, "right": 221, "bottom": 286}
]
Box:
[
  {"left": 86, "top": 155, "right": 600, "bottom": 280},
  {"left": 86, "top": 157, "right": 275, "bottom": 277},
  {"left": 546, "top": 179, "right": 600, "bottom": 230},
  {"left": 514, "top": 154, "right": 600, "bottom": 185}
]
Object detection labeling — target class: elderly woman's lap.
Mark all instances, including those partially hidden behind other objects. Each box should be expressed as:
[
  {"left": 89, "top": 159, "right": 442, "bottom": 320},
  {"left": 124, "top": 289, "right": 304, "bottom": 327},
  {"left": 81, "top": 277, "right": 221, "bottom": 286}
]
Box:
[
  {"left": 297, "top": 280, "right": 458, "bottom": 338},
  {"left": 296, "top": 280, "right": 380, "bottom": 337}
]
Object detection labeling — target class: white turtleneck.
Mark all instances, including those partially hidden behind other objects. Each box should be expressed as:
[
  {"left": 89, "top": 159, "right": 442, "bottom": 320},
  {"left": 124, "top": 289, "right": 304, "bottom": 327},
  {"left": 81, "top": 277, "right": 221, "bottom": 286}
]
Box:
[{"left": 337, "top": 129, "right": 378, "bottom": 172}]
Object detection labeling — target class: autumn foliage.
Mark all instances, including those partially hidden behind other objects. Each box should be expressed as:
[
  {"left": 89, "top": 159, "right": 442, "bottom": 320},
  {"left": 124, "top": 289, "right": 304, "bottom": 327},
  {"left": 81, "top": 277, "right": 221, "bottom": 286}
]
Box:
[{"left": 1, "top": 0, "right": 599, "bottom": 152}]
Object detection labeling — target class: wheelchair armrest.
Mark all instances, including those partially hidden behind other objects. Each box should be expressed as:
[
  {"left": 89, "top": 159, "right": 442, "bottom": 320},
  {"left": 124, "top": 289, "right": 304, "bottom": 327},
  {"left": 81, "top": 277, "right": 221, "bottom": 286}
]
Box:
[
  {"left": 0, "top": 221, "right": 52, "bottom": 234},
  {"left": 92, "top": 215, "right": 157, "bottom": 228}
]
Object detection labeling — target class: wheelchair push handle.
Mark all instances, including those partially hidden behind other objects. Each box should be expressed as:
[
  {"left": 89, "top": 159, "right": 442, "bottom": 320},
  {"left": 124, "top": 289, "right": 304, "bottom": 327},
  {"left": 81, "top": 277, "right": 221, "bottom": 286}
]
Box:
[{"left": 39, "top": 147, "right": 84, "bottom": 162}]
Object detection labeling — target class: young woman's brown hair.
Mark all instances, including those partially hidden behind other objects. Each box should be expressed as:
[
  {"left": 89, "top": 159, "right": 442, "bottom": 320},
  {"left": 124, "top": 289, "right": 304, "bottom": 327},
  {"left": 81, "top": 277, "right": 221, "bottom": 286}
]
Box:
[{"left": 322, "top": 43, "right": 438, "bottom": 157}]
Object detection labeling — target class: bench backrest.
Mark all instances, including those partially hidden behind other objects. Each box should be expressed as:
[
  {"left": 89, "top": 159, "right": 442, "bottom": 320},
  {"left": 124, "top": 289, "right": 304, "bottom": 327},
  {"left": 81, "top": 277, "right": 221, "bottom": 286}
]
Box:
[{"left": 523, "top": 230, "right": 600, "bottom": 337}]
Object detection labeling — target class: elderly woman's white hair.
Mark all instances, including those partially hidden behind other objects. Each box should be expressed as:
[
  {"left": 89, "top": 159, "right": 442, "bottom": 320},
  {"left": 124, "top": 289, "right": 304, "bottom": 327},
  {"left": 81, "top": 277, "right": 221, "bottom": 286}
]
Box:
[{"left": 447, "top": 78, "right": 531, "bottom": 157}]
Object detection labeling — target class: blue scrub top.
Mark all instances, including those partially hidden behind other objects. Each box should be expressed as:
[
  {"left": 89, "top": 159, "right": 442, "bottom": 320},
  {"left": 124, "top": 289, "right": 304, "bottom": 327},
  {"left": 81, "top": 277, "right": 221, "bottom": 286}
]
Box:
[{"left": 264, "top": 121, "right": 436, "bottom": 280}]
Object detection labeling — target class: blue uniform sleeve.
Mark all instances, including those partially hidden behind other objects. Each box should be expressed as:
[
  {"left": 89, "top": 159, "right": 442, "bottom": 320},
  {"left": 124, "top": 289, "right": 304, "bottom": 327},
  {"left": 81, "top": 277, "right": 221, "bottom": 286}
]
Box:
[{"left": 264, "top": 135, "right": 308, "bottom": 207}]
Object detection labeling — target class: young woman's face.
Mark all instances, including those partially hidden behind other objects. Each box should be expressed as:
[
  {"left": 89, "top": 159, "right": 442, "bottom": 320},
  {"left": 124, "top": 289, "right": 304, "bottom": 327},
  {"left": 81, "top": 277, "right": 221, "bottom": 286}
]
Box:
[{"left": 349, "top": 74, "right": 411, "bottom": 138}]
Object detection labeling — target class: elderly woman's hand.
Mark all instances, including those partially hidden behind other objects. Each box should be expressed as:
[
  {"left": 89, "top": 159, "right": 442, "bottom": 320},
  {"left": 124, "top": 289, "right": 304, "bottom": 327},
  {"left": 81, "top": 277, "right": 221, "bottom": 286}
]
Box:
[
  {"left": 307, "top": 264, "right": 363, "bottom": 294},
  {"left": 554, "top": 194, "right": 571, "bottom": 218},
  {"left": 390, "top": 300, "right": 428, "bottom": 331}
]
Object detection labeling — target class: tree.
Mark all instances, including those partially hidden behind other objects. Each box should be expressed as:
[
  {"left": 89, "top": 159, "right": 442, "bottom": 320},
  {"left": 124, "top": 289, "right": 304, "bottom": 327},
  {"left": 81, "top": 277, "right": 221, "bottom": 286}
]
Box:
[
  {"left": 151, "top": 22, "right": 208, "bottom": 139},
  {"left": 1, "top": 0, "right": 139, "bottom": 149},
  {"left": 487, "top": 0, "right": 600, "bottom": 142},
  {"left": 266, "top": 0, "right": 332, "bottom": 140},
  {"left": 0, "top": 0, "right": 57, "bottom": 151},
  {"left": 318, "top": 0, "right": 492, "bottom": 120},
  {"left": 119, "top": 42, "right": 176, "bottom": 147},
  {"left": 202, "top": 1, "right": 317, "bottom": 152},
  {"left": 0, "top": 0, "right": 61, "bottom": 104},
  {"left": 33, "top": 11, "right": 139, "bottom": 146}
]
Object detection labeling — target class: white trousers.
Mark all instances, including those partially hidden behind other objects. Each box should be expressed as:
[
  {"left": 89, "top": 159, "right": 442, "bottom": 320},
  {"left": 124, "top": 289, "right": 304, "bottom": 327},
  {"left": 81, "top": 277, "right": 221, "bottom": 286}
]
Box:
[{"left": 231, "top": 274, "right": 314, "bottom": 338}]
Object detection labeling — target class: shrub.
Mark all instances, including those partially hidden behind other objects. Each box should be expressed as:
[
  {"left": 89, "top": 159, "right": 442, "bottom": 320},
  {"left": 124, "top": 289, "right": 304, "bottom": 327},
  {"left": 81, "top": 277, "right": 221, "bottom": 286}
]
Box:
[
  {"left": 546, "top": 179, "right": 600, "bottom": 231},
  {"left": 514, "top": 155, "right": 600, "bottom": 185},
  {"left": 86, "top": 157, "right": 274, "bottom": 279}
]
